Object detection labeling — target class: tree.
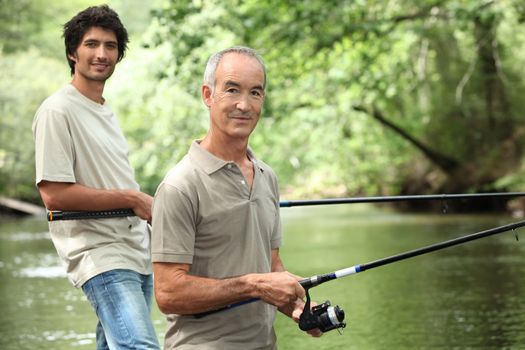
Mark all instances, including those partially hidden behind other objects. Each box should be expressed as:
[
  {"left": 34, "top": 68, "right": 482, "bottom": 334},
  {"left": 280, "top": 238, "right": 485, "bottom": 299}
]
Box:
[{"left": 148, "top": 0, "right": 525, "bottom": 199}]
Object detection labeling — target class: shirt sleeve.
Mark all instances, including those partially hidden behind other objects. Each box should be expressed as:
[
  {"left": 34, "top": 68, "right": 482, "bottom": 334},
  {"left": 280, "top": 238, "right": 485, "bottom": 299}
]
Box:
[
  {"left": 32, "top": 108, "right": 76, "bottom": 186},
  {"left": 151, "top": 182, "right": 196, "bottom": 264}
]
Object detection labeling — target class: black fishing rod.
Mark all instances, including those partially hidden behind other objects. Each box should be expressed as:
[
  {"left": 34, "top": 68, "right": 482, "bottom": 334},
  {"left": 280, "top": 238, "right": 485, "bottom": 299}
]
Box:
[
  {"left": 47, "top": 208, "right": 135, "bottom": 221},
  {"left": 280, "top": 191, "right": 525, "bottom": 207},
  {"left": 194, "top": 218, "right": 525, "bottom": 333},
  {"left": 46, "top": 192, "right": 525, "bottom": 221},
  {"left": 298, "top": 218, "right": 524, "bottom": 289}
]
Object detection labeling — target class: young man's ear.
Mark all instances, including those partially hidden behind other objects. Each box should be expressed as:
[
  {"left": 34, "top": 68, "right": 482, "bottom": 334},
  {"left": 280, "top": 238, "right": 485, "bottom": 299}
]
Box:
[
  {"left": 68, "top": 53, "right": 77, "bottom": 63},
  {"left": 201, "top": 84, "right": 212, "bottom": 108}
]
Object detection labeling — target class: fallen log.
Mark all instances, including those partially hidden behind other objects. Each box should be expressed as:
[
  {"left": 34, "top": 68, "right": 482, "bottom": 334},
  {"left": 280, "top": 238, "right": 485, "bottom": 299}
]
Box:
[{"left": 0, "top": 196, "right": 46, "bottom": 216}]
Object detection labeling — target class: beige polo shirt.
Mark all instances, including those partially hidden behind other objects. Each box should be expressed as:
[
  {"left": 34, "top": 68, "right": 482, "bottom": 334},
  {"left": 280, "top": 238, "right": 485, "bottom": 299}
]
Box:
[
  {"left": 152, "top": 141, "right": 282, "bottom": 349},
  {"left": 32, "top": 84, "right": 152, "bottom": 287}
]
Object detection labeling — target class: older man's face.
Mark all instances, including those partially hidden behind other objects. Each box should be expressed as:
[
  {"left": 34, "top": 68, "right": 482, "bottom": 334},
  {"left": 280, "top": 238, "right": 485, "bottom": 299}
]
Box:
[{"left": 203, "top": 52, "right": 265, "bottom": 141}]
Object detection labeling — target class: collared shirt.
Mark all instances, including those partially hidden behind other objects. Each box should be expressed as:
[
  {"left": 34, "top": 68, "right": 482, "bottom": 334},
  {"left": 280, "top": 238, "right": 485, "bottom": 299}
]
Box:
[{"left": 152, "top": 140, "right": 281, "bottom": 349}]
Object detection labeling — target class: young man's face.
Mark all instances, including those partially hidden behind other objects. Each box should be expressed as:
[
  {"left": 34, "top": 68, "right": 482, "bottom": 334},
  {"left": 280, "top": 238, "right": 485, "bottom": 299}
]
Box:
[
  {"left": 69, "top": 26, "right": 119, "bottom": 83},
  {"left": 202, "top": 53, "right": 266, "bottom": 140}
]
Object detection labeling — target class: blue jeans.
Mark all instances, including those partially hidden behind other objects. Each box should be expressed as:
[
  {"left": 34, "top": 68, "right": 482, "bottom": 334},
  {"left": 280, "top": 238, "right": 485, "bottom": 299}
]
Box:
[{"left": 82, "top": 269, "right": 160, "bottom": 350}]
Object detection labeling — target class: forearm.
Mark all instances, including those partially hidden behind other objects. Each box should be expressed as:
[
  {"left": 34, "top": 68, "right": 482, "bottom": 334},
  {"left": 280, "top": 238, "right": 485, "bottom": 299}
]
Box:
[
  {"left": 154, "top": 264, "right": 260, "bottom": 314},
  {"left": 38, "top": 181, "right": 140, "bottom": 211},
  {"left": 271, "top": 249, "right": 286, "bottom": 273},
  {"left": 154, "top": 262, "right": 305, "bottom": 315}
]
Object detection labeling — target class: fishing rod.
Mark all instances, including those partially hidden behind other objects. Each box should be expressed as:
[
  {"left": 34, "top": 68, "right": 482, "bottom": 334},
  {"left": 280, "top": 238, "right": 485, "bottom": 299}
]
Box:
[
  {"left": 46, "top": 191, "right": 525, "bottom": 221},
  {"left": 279, "top": 192, "right": 525, "bottom": 207},
  {"left": 47, "top": 208, "right": 135, "bottom": 221},
  {"left": 195, "top": 218, "right": 525, "bottom": 333}
]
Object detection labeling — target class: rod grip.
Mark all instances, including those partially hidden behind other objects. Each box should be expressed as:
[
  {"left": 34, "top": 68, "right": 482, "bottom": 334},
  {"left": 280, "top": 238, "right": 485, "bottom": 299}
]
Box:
[
  {"left": 299, "top": 273, "right": 336, "bottom": 289},
  {"left": 47, "top": 208, "right": 135, "bottom": 221}
]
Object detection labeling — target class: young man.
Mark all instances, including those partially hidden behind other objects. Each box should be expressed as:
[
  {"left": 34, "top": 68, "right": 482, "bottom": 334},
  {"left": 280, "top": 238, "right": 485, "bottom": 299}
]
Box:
[
  {"left": 151, "top": 46, "right": 322, "bottom": 349},
  {"left": 32, "top": 5, "right": 159, "bottom": 349}
]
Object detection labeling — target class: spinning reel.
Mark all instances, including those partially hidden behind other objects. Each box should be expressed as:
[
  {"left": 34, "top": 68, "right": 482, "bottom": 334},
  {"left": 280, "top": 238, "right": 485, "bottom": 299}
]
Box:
[{"left": 298, "top": 288, "right": 346, "bottom": 333}]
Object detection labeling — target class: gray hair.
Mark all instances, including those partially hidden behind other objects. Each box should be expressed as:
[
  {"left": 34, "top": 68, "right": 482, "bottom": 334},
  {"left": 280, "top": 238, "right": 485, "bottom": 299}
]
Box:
[{"left": 203, "top": 46, "right": 267, "bottom": 93}]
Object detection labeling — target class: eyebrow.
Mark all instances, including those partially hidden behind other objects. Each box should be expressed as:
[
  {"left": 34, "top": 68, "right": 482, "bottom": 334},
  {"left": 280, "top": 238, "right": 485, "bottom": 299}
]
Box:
[
  {"left": 83, "top": 38, "right": 118, "bottom": 45},
  {"left": 224, "top": 80, "right": 264, "bottom": 91},
  {"left": 224, "top": 81, "right": 241, "bottom": 88}
]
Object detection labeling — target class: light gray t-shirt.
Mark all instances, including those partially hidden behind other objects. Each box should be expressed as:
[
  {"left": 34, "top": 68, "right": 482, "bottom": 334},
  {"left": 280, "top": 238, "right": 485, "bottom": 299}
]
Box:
[
  {"left": 152, "top": 141, "right": 282, "bottom": 350},
  {"left": 32, "top": 84, "right": 152, "bottom": 287}
]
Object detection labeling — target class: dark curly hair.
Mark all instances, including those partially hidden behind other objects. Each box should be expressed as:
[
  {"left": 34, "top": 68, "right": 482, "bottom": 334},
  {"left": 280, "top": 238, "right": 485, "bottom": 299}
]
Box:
[{"left": 63, "top": 5, "right": 129, "bottom": 75}]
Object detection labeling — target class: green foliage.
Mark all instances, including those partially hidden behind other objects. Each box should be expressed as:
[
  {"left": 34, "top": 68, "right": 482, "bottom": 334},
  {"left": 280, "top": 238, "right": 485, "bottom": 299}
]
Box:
[
  {"left": 0, "top": 0, "right": 105, "bottom": 59},
  {"left": 0, "top": 49, "right": 67, "bottom": 201},
  {"left": 0, "top": 0, "right": 48, "bottom": 54},
  {"left": 146, "top": 0, "right": 525, "bottom": 196},
  {"left": 3, "top": 0, "right": 525, "bottom": 205}
]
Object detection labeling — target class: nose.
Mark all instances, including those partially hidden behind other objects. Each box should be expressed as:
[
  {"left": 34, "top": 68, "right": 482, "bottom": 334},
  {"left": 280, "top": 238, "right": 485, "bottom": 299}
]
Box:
[
  {"left": 95, "top": 45, "right": 108, "bottom": 60},
  {"left": 235, "top": 94, "right": 250, "bottom": 112}
]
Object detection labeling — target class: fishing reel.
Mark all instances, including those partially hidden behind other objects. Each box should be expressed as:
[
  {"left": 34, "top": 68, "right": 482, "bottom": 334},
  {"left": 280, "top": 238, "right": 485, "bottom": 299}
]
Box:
[{"left": 298, "top": 289, "right": 346, "bottom": 333}]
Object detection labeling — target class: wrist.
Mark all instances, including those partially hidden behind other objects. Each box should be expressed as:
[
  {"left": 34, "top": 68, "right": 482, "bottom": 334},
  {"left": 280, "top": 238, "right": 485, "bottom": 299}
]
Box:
[
  {"left": 120, "top": 189, "right": 138, "bottom": 208},
  {"left": 240, "top": 273, "right": 262, "bottom": 299}
]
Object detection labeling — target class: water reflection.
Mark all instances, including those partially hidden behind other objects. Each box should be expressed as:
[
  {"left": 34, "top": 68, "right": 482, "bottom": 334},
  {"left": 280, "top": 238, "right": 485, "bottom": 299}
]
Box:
[
  {"left": 19, "top": 266, "right": 65, "bottom": 278},
  {"left": 2, "top": 207, "right": 525, "bottom": 349},
  {"left": 275, "top": 205, "right": 525, "bottom": 349},
  {"left": 0, "top": 218, "right": 99, "bottom": 349}
]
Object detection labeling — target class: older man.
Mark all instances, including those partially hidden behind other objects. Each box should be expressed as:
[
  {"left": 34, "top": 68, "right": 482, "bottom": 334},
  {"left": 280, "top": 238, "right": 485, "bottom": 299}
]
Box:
[{"left": 151, "top": 46, "right": 321, "bottom": 349}]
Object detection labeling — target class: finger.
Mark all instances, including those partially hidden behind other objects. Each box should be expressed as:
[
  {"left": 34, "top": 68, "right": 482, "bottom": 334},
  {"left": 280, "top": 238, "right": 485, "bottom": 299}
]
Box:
[
  {"left": 291, "top": 298, "right": 306, "bottom": 321},
  {"left": 292, "top": 307, "right": 302, "bottom": 322},
  {"left": 295, "top": 283, "right": 305, "bottom": 299},
  {"left": 307, "top": 329, "right": 323, "bottom": 337},
  {"left": 287, "top": 272, "right": 304, "bottom": 281}
]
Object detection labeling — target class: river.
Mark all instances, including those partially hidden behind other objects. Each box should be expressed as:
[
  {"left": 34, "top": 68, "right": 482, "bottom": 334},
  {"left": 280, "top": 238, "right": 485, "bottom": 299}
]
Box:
[{"left": 1, "top": 204, "right": 524, "bottom": 349}]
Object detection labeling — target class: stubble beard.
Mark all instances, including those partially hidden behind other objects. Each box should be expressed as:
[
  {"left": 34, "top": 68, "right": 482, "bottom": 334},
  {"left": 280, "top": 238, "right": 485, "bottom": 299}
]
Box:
[{"left": 76, "top": 62, "right": 115, "bottom": 83}]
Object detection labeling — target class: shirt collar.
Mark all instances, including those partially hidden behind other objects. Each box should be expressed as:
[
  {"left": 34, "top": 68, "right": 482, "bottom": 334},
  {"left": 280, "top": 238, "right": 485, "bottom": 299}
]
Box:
[{"left": 189, "top": 140, "right": 262, "bottom": 175}]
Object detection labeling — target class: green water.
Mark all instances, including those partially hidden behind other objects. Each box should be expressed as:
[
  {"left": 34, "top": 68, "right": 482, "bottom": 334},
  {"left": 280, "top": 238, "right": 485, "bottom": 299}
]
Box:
[{"left": 1, "top": 205, "right": 525, "bottom": 349}]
